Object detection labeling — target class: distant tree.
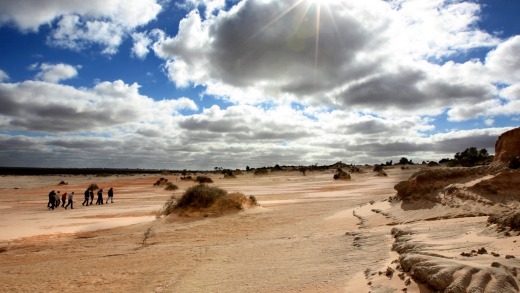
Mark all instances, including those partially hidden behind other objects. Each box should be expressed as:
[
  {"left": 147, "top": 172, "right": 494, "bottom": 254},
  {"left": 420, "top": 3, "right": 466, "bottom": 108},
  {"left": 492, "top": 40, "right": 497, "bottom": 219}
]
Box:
[
  {"left": 399, "top": 157, "right": 411, "bottom": 165},
  {"left": 246, "top": 166, "right": 250, "bottom": 172},
  {"left": 454, "top": 147, "right": 490, "bottom": 167},
  {"left": 438, "top": 158, "right": 451, "bottom": 164},
  {"left": 385, "top": 160, "right": 393, "bottom": 166}
]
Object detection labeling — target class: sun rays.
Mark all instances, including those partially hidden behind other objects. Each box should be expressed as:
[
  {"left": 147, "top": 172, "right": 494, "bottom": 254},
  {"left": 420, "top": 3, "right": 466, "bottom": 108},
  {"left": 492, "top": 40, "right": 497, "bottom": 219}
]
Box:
[{"left": 239, "top": 0, "right": 346, "bottom": 76}]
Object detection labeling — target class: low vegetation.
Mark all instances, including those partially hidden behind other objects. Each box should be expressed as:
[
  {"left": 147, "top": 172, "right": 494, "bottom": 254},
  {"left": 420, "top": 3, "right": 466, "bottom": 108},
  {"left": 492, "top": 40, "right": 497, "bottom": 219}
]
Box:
[
  {"left": 333, "top": 168, "right": 351, "bottom": 180},
  {"left": 195, "top": 176, "right": 213, "bottom": 183},
  {"left": 87, "top": 183, "right": 99, "bottom": 191},
  {"left": 254, "top": 169, "right": 269, "bottom": 175},
  {"left": 153, "top": 177, "right": 168, "bottom": 186},
  {"left": 164, "top": 182, "right": 178, "bottom": 191},
  {"left": 161, "top": 184, "right": 256, "bottom": 217}
]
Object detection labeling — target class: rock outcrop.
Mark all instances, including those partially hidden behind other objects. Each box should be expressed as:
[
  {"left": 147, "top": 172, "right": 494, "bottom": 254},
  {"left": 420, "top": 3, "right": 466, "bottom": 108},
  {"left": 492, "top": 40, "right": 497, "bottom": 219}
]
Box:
[{"left": 494, "top": 127, "right": 520, "bottom": 167}]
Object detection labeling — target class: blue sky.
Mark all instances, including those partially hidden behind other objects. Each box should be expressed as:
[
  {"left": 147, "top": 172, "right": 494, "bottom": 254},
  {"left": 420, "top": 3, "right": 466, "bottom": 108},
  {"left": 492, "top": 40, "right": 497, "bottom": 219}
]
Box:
[{"left": 0, "top": 0, "right": 519, "bottom": 169}]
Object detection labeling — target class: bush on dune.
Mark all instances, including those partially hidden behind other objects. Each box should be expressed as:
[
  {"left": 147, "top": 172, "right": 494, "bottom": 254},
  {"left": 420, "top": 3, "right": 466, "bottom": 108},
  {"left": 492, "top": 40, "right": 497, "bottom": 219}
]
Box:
[
  {"left": 195, "top": 176, "right": 213, "bottom": 183},
  {"left": 164, "top": 182, "right": 178, "bottom": 191},
  {"left": 162, "top": 184, "right": 256, "bottom": 217},
  {"left": 87, "top": 183, "right": 99, "bottom": 191}
]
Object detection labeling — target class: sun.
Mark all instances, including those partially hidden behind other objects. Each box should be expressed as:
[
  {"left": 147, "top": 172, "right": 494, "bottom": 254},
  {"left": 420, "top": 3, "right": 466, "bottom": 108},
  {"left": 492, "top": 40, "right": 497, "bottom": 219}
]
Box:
[{"left": 306, "top": 0, "right": 338, "bottom": 5}]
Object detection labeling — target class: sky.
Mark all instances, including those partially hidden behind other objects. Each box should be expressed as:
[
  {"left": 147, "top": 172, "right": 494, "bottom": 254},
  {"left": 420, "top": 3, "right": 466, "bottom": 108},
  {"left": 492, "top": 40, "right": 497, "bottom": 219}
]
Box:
[{"left": 0, "top": 0, "right": 519, "bottom": 170}]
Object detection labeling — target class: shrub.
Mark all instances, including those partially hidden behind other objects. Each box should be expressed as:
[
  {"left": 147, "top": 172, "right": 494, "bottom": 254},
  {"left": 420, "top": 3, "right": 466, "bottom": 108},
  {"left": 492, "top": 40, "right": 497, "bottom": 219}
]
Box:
[
  {"left": 373, "top": 165, "right": 384, "bottom": 172},
  {"left": 164, "top": 182, "right": 178, "bottom": 191},
  {"left": 58, "top": 180, "right": 68, "bottom": 185},
  {"left": 254, "top": 169, "right": 269, "bottom": 175},
  {"left": 154, "top": 177, "right": 168, "bottom": 186},
  {"left": 87, "top": 183, "right": 99, "bottom": 191},
  {"left": 161, "top": 184, "right": 255, "bottom": 217},
  {"left": 249, "top": 195, "right": 259, "bottom": 206},
  {"left": 334, "top": 169, "right": 351, "bottom": 180},
  {"left": 195, "top": 176, "right": 213, "bottom": 183},
  {"left": 375, "top": 170, "right": 388, "bottom": 177},
  {"left": 176, "top": 184, "right": 227, "bottom": 209}
]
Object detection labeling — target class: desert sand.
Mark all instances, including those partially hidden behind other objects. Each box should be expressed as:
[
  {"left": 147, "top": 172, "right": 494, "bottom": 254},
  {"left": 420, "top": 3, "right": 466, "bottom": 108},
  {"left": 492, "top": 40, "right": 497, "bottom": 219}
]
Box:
[{"left": 0, "top": 164, "right": 519, "bottom": 292}]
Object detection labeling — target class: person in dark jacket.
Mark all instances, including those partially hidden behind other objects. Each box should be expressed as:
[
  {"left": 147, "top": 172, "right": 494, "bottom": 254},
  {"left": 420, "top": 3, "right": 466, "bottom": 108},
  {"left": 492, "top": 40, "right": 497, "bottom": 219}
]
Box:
[
  {"left": 106, "top": 188, "right": 114, "bottom": 204},
  {"left": 82, "top": 189, "right": 90, "bottom": 206},
  {"left": 89, "top": 189, "right": 94, "bottom": 205},
  {"left": 96, "top": 189, "right": 103, "bottom": 205},
  {"left": 47, "top": 190, "right": 56, "bottom": 210}
]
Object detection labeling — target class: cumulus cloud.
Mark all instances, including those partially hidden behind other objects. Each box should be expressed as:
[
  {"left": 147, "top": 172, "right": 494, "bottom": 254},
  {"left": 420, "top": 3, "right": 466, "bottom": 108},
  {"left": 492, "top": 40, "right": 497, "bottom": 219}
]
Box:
[
  {"left": 0, "top": 80, "right": 197, "bottom": 133},
  {"left": 0, "top": 0, "right": 162, "bottom": 54},
  {"left": 0, "top": 69, "right": 9, "bottom": 82},
  {"left": 0, "top": 77, "right": 510, "bottom": 168},
  {"left": 33, "top": 63, "right": 79, "bottom": 83},
  {"left": 152, "top": 0, "right": 502, "bottom": 118},
  {"left": 131, "top": 32, "right": 152, "bottom": 59}
]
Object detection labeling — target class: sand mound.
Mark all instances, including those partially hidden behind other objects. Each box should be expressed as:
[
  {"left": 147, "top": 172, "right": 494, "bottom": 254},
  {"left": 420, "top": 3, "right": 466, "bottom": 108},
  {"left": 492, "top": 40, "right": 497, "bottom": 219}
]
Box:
[
  {"left": 392, "top": 228, "right": 520, "bottom": 292},
  {"left": 393, "top": 167, "right": 520, "bottom": 218},
  {"left": 393, "top": 167, "right": 488, "bottom": 200},
  {"left": 488, "top": 211, "right": 520, "bottom": 231}
]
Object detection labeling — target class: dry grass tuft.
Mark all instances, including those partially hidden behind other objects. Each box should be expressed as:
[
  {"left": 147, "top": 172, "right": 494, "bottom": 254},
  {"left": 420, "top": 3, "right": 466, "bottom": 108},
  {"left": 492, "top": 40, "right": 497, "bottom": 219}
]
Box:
[
  {"left": 161, "top": 184, "right": 254, "bottom": 217},
  {"left": 195, "top": 176, "right": 213, "bottom": 184},
  {"left": 164, "top": 182, "right": 178, "bottom": 191}
]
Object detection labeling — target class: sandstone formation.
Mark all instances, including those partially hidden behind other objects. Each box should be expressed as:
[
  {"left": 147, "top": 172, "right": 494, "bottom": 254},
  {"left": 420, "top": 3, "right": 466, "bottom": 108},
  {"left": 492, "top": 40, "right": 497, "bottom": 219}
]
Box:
[
  {"left": 387, "top": 127, "right": 520, "bottom": 292},
  {"left": 494, "top": 127, "right": 520, "bottom": 165}
]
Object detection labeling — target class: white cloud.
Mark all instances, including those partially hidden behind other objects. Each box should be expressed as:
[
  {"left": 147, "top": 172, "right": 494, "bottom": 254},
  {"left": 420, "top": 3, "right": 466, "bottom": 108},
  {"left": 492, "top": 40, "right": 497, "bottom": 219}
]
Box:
[
  {"left": 33, "top": 63, "right": 79, "bottom": 83},
  {"left": 153, "top": 0, "right": 501, "bottom": 118},
  {"left": 0, "top": 75, "right": 510, "bottom": 168},
  {"left": 0, "top": 69, "right": 9, "bottom": 82},
  {"left": 486, "top": 36, "right": 520, "bottom": 84},
  {"left": 484, "top": 119, "right": 495, "bottom": 126},
  {"left": 131, "top": 32, "right": 152, "bottom": 59},
  {"left": 0, "top": 0, "right": 162, "bottom": 54},
  {"left": 0, "top": 80, "right": 197, "bottom": 133}
]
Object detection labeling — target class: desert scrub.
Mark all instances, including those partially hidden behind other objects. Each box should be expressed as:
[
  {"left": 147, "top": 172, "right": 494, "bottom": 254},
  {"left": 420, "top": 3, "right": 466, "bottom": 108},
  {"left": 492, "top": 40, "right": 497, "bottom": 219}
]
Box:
[
  {"left": 87, "top": 183, "right": 99, "bottom": 190},
  {"left": 176, "top": 184, "right": 226, "bottom": 209},
  {"left": 195, "top": 175, "right": 213, "bottom": 183},
  {"left": 254, "top": 169, "right": 269, "bottom": 175},
  {"left": 164, "top": 182, "right": 178, "bottom": 191},
  {"left": 333, "top": 168, "right": 351, "bottom": 180},
  {"left": 154, "top": 177, "right": 168, "bottom": 186},
  {"left": 162, "top": 184, "right": 254, "bottom": 217}
]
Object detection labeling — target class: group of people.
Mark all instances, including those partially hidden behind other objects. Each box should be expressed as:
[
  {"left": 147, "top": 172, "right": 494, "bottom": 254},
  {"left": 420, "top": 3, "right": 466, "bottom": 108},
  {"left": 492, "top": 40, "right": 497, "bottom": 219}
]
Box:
[
  {"left": 47, "top": 187, "right": 114, "bottom": 210},
  {"left": 82, "top": 187, "right": 114, "bottom": 206}
]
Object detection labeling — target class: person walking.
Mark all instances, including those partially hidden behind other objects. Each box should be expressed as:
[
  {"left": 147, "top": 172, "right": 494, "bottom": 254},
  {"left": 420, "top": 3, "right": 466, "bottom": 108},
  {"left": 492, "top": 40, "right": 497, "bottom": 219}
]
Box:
[
  {"left": 82, "top": 189, "right": 90, "bottom": 206},
  {"left": 89, "top": 189, "right": 94, "bottom": 205},
  {"left": 96, "top": 189, "right": 103, "bottom": 205},
  {"left": 64, "top": 192, "right": 74, "bottom": 209},
  {"left": 106, "top": 188, "right": 114, "bottom": 204},
  {"left": 55, "top": 191, "right": 61, "bottom": 208},
  {"left": 61, "top": 192, "right": 67, "bottom": 208},
  {"left": 47, "top": 190, "right": 56, "bottom": 210}
]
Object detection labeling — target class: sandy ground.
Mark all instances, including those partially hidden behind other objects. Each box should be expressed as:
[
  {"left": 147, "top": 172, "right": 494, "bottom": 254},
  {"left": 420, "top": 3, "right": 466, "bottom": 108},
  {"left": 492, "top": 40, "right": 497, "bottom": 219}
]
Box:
[{"left": 0, "top": 167, "right": 518, "bottom": 292}]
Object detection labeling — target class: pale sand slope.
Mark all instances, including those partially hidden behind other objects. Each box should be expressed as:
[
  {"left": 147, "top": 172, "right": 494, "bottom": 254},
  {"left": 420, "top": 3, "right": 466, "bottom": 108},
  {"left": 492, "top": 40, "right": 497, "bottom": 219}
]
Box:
[{"left": 0, "top": 167, "right": 518, "bottom": 292}]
